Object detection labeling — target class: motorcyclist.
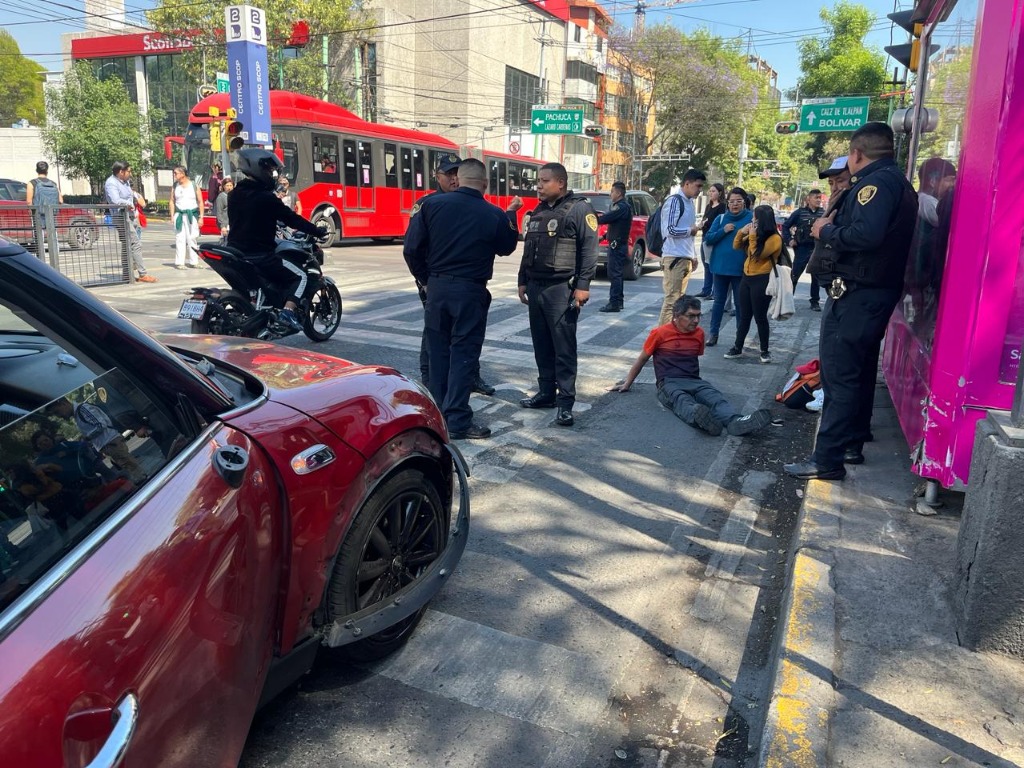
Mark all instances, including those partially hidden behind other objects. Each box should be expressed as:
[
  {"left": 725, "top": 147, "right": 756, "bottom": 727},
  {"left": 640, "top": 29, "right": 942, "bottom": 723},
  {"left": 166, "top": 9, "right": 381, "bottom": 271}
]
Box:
[{"left": 227, "top": 148, "right": 327, "bottom": 332}]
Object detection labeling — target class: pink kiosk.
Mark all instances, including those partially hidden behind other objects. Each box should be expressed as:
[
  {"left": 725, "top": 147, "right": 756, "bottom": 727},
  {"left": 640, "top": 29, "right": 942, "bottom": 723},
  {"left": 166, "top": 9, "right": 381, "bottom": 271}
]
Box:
[{"left": 882, "top": 0, "right": 1024, "bottom": 495}]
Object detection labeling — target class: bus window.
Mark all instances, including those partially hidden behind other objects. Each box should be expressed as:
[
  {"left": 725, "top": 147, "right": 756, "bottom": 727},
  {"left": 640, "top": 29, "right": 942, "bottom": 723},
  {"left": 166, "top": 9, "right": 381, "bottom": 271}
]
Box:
[
  {"left": 520, "top": 165, "right": 538, "bottom": 198},
  {"left": 280, "top": 141, "right": 299, "bottom": 183},
  {"left": 428, "top": 149, "right": 442, "bottom": 190},
  {"left": 313, "top": 134, "right": 339, "bottom": 183},
  {"left": 358, "top": 141, "right": 373, "bottom": 186},
  {"left": 489, "top": 161, "right": 508, "bottom": 196},
  {"left": 400, "top": 147, "right": 413, "bottom": 189},
  {"left": 384, "top": 143, "right": 398, "bottom": 188},
  {"left": 343, "top": 139, "right": 358, "bottom": 187},
  {"left": 412, "top": 148, "right": 425, "bottom": 191},
  {"left": 510, "top": 163, "right": 537, "bottom": 197}
]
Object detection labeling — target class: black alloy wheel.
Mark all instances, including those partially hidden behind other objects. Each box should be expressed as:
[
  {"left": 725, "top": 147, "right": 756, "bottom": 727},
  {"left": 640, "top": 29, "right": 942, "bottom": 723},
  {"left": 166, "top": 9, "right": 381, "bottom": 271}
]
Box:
[
  {"left": 327, "top": 469, "right": 448, "bottom": 662},
  {"left": 190, "top": 290, "right": 254, "bottom": 336},
  {"left": 302, "top": 281, "right": 342, "bottom": 341}
]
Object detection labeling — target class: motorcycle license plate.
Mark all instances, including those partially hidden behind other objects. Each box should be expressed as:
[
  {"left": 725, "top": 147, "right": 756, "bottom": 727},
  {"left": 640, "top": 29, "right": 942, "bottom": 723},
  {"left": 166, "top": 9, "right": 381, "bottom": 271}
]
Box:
[{"left": 178, "top": 298, "right": 207, "bottom": 320}]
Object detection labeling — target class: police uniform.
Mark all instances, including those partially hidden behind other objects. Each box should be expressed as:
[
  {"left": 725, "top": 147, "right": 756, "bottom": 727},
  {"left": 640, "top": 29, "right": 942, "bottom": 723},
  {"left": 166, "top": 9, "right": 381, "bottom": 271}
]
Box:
[
  {"left": 518, "top": 191, "right": 599, "bottom": 417},
  {"left": 598, "top": 196, "right": 633, "bottom": 311},
  {"left": 782, "top": 203, "right": 824, "bottom": 307},
  {"left": 403, "top": 186, "right": 518, "bottom": 437},
  {"left": 804, "top": 156, "right": 917, "bottom": 472}
]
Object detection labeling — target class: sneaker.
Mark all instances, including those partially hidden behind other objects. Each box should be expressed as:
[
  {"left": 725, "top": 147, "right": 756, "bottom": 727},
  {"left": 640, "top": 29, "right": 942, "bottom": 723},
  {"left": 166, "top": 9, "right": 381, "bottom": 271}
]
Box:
[
  {"left": 723, "top": 347, "right": 743, "bottom": 359},
  {"left": 691, "top": 404, "right": 723, "bottom": 436},
  {"left": 277, "top": 308, "right": 304, "bottom": 332},
  {"left": 759, "top": 352, "right": 772, "bottom": 364},
  {"left": 810, "top": 302, "right": 822, "bottom": 312},
  {"left": 136, "top": 274, "right": 158, "bottom": 283},
  {"left": 727, "top": 408, "right": 772, "bottom": 436},
  {"left": 174, "top": 265, "right": 187, "bottom": 271},
  {"left": 187, "top": 262, "right": 200, "bottom": 269},
  {"left": 806, "top": 389, "right": 824, "bottom": 413}
]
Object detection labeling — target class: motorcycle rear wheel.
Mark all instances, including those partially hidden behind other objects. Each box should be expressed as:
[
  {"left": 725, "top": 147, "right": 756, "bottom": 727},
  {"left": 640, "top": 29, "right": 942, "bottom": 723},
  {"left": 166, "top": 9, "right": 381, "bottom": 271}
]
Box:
[
  {"left": 303, "top": 281, "right": 343, "bottom": 342},
  {"left": 190, "top": 290, "right": 255, "bottom": 337}
]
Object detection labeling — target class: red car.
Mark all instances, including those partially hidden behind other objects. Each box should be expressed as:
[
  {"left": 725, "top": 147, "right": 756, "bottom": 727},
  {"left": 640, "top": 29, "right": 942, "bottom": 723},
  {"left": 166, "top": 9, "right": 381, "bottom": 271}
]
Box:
[
  {"left": 0, "top": 236, "right": 468, "bottom": 766},
  {"left": 576, "top": 190, "right": 660, "bottom": 280},
  {"left": 0, "top": 179, "right": 100, "bottom": 250}
]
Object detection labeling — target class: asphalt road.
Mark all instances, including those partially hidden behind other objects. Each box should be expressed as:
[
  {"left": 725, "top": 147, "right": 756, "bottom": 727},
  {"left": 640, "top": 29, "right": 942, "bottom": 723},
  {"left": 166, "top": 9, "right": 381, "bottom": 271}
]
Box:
[{"left": 90, "top": 223, "right": 819, "bottom": 767}]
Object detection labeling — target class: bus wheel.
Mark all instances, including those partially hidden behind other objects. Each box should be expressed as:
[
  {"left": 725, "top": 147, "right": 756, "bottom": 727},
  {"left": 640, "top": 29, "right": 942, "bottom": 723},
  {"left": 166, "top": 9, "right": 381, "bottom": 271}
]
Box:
[{"left": 313, "top": 211, "right": 339, "bottom": 246}]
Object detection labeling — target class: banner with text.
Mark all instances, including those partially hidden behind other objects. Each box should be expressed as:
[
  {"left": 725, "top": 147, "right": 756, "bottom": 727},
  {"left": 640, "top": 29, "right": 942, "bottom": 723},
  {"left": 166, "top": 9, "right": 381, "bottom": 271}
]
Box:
[{"left": 225, "top": 5, "right": 272, "bottom": 147}]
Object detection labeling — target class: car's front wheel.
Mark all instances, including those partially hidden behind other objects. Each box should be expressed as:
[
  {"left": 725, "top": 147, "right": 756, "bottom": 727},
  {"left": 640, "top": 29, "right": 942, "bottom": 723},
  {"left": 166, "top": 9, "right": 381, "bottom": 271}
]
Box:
[
  {"left": 625, "top": 242, "right": 646, "bottom": 280},
  {"left": 66, "top": 219, "right": 98, "bottom": 250},
  {"left": 326, "top": 468, "right": 448, "bottom": 661}
]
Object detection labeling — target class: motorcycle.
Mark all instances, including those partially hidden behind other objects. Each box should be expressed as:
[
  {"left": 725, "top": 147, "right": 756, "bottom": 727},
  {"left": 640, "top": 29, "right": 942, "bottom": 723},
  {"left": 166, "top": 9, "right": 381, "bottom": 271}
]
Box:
[{"left": 178, "top": 231, "right": 342, "bottom": 342}]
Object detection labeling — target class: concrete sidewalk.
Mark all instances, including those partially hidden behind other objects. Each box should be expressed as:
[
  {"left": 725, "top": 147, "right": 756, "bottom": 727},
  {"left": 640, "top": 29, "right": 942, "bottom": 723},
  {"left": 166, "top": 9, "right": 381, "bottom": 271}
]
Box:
[{"left": 759, "top": 388, "right": 1024, "bottom": 766}]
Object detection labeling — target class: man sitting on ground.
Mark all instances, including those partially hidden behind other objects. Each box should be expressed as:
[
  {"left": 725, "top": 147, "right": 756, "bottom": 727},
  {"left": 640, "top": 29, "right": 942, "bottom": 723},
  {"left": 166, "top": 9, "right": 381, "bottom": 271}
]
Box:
[{"left": 609, "top": 295, "right": 772, "bottom": 436}]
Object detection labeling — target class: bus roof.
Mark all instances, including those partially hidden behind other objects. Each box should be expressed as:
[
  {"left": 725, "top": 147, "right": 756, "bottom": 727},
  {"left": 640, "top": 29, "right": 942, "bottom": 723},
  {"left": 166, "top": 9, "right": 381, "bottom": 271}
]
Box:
[{"left": 190, "top": 90, "right": 459, "bottom": 148}]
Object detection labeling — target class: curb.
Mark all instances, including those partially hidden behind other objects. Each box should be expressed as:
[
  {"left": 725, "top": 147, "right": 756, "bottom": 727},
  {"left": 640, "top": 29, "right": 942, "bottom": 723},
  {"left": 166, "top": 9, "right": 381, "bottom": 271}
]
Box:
[{"left": 759, "top": 479, "right": 840, "bottom": 767}]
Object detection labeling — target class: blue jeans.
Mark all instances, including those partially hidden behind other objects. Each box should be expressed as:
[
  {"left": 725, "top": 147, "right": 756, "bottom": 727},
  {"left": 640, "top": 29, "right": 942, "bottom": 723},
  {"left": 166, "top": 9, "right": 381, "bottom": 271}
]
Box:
[
  {"left": 709, "top": 274, "right": 742, "bottom": 337},
  {"left": 657, "top": 377, "right": 738, "bottom": 428}
]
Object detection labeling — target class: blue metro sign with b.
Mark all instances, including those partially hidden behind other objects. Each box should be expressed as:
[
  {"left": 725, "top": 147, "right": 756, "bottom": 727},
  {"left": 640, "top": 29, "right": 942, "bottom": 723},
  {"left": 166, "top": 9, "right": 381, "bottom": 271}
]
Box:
[{"left": 225, "top": 5, "right": 272, "bottom": 147}]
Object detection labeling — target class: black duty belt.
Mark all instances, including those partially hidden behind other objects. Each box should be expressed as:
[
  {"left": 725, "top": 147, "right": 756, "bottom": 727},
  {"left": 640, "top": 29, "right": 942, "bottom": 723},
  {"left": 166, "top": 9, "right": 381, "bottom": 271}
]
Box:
[{"left": 430, "top": 273, "right": 488, "bottom": 286}]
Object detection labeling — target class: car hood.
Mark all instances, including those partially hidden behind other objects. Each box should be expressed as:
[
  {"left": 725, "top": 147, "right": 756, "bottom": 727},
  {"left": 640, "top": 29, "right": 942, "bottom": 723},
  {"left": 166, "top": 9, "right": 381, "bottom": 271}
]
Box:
[{"left": 160, "top": 334, "right": 446, "bottom": 456}]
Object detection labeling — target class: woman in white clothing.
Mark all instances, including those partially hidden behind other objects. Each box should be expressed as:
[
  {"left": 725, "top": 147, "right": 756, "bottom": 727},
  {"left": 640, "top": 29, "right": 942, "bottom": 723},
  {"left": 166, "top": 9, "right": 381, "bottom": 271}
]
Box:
[{"left": 170, "top": 166, "right": 202, "bottom": 269}]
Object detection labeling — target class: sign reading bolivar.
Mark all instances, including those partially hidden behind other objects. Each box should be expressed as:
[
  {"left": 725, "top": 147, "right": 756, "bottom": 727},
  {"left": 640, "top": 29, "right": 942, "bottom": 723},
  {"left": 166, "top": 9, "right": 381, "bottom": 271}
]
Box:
[
  {"left": 800, "top": 97, "right": 870, "bottom": 133},
  {"left": 531, "top": 105, "right": 585, "bottom": 135}
]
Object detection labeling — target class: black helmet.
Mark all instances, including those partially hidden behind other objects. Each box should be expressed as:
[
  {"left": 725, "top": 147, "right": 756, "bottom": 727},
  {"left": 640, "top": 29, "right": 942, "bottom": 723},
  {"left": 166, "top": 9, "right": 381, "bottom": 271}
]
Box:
[{"left": 234, "top": 148, "right": 283, "bottom": 190}]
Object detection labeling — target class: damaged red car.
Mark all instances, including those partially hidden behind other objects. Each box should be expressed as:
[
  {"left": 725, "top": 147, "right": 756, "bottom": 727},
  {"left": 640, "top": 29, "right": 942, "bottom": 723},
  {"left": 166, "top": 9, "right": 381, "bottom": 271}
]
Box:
[{"left": 0, "top": 236, "right": 469, "bottom": 766}]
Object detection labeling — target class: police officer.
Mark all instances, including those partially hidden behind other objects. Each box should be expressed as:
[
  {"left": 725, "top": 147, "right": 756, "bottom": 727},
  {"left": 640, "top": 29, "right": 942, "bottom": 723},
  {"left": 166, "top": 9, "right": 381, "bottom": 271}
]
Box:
[
  {"left": 785, "top": 122, "right": 917, "bottom": 481},
  {"left": 598, "top": 181, "right": 633, "bottom": 313},
  {"left": 518, "top": 162, "right": 599, "bottom": 427},
  {"left": 782, "top": 188, "right": 825, "bottom": 310},
  {"left": 411, "top": 153, "right": 514, "bottom": 396},
  {"left": 403, "top": 158, "right": 519, "bottom": 439}
]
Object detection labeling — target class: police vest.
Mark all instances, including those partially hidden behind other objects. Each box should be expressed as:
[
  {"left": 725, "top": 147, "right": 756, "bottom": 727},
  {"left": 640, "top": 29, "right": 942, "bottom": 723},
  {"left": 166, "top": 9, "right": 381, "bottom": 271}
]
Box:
[
  {"left": 522, "top": 195, "right": 584, "bottom": 279},
  {"left": 810, "top": 166, "right": 917, "bottom": 289}
]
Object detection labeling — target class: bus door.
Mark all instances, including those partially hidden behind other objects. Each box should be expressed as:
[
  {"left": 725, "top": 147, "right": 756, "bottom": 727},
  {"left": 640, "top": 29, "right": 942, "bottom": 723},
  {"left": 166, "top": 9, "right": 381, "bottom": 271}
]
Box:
[
  {"left": 489, "top": 160, "right": 509, "bottom": 208},
  {"left": 341, "top": 138, "right": 375, "bottom": 210},
  {"left": 399, "top": 145, "right": 427, "bottom": 213}
]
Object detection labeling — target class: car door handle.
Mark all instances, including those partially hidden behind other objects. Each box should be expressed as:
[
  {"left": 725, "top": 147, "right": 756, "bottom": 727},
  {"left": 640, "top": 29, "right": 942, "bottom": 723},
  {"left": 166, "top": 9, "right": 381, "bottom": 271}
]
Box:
[{"left": 85, "top": 693, "right": 138, "bottom": 768}]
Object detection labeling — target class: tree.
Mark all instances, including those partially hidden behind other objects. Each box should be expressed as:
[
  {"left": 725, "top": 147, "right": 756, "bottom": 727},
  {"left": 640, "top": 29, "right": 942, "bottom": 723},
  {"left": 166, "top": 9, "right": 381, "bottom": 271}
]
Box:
[
  {"left": 610, "top": 25, "right": 762, "bottom": 189},
  {"left": 147, "top": 0, "right": 366, "bottom": 104},
  {"left": 917, "top": 46, "right": 972, "bottom": 162},
  {"left": 0, "top": 30, "right": 45, "bottom": 125},
  {"left": 42, "top": 64, "right": 157, "bottom": 193},
  {"left": 795, "top": 1, "right": 888, "bottom": 163}
]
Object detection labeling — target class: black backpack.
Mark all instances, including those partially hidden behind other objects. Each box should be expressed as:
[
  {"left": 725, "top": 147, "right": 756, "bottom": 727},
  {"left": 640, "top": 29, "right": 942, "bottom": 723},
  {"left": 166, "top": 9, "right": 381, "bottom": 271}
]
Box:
[
  {"left": 645, "top": 193, "right": 684, "bottom": 257},
  {"left": 31, "top": 178, "right": 60, "bottom": 208}
]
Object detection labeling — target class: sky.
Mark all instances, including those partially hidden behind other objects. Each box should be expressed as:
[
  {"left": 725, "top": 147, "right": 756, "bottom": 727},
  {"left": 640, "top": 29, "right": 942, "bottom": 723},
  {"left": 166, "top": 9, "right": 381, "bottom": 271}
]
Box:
[{"left": 0, "top": 0, "right": 980, "bottom": 92}]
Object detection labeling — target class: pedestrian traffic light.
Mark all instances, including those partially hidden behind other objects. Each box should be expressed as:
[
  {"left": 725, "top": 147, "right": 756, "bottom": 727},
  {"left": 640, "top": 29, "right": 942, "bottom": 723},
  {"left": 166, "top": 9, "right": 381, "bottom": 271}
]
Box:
[
  {"left": 775, "top": 121, "right": 799, "bottom": 135},
  {"left": 208, "top": 107, "right": 222, "bottom": 152},
  {"left": 583, "top": 126, "right": 603, "bottom": 137},
  {"left": 225, "top": 111, "right": 245, "bottom": 151},
  {"left": 885, "top": 10, "right": 938, "bottom": 73}
]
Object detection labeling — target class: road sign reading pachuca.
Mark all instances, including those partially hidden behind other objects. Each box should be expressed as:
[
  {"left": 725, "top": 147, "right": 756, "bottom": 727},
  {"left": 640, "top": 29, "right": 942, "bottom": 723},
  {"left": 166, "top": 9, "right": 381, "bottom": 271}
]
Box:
[
  {"left": 531, "top": 106, "right": 584, "bottom": 134},
  {"left": 800, "top": 97, "right": 870, "bottom": 133}
]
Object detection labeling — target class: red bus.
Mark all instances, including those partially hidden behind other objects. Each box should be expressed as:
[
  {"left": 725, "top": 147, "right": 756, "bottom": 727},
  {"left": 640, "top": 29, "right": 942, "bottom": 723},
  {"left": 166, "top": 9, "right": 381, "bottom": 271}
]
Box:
[{"left": 180, "top": 90, "right": 544, "bottom": 244}]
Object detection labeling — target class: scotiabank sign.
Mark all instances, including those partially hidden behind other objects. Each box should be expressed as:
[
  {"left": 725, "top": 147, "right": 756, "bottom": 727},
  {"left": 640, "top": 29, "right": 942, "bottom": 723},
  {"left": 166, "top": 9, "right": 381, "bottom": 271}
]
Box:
[{"left": 71, "top": 32, "right": 196, "bottom": 59}]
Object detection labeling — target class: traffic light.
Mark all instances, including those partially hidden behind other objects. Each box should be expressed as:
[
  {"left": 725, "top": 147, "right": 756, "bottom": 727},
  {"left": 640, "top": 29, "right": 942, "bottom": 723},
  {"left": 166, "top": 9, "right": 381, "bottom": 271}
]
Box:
[
  {"left": 583, "top": 125, "right": 603, "bottom": 137},
  {"left": 885, "top": 10, "right": 938, "bottom": 73},
  {"left": 775, "top": 121, "right": 799, "bottom": 135},
  {"left": 225, "top": 108, "right": 245, "bottom": 151},
  {"left": 208, "top": 107, "right": 222, "bottom": 152}
]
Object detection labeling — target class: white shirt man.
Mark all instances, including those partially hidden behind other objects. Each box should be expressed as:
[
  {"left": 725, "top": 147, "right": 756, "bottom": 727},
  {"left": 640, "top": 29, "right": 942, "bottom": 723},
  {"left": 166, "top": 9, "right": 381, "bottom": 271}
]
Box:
[{"left": 657, "top": 169, "right": 706, "bottom": 325}]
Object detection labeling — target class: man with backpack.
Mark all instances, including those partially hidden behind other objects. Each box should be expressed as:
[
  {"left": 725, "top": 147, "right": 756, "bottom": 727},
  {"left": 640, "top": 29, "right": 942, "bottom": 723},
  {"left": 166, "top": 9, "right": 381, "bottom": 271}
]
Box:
[
  {"left": 653, "top": 169, "right": 706, "bottom": 325},
  {"left": 26, "top": 161, "right": 62, "bottom": 255}
]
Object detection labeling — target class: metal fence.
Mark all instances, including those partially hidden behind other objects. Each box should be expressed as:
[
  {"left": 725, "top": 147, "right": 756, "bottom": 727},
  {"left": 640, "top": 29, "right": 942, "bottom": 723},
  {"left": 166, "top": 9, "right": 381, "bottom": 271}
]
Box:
[{"left": 0, "top": 204, "right": 135, "bottom": 287}]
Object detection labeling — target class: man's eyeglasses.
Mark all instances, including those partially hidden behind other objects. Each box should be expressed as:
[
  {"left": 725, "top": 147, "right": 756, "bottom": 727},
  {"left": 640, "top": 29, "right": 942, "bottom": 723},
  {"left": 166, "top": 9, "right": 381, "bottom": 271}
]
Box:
[{"left": 680, "top": 312, "right": 702, "bottom": 320}]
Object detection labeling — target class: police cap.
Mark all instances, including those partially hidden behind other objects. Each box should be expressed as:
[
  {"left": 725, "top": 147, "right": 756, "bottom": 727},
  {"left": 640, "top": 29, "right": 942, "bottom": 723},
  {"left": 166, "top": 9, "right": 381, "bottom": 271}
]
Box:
[
  {"left": 819, "top": 156, "right": 849, "bottom": 180},
  {"left": 436, "top": 153, "right": 463, "bottom": 173}
]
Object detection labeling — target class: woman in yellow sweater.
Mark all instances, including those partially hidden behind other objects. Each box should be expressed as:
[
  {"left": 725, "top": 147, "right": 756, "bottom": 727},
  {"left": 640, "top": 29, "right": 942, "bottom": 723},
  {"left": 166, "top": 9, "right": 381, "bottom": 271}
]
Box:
[{"left": 725, "top": 205, "right": 782, "bottom": 363}]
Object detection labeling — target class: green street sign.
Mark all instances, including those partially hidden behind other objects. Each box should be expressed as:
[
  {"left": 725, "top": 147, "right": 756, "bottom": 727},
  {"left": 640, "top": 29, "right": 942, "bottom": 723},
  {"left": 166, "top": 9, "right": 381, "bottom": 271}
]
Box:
[
  {"left": 800, "top": 97, "right": 870, "bottom": 133},
  {"left": 216, "top": 72, "right": 230, "bottom": 93},
  {"left": 530, "top": 106, "right": 584, "bottom": 135}
]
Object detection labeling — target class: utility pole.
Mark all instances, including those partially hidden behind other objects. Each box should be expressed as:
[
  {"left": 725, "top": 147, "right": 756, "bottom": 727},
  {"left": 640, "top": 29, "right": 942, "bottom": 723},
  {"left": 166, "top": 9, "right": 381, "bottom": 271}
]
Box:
[{"left": 534, "top": 18, "right": 549, "bottom": 160}]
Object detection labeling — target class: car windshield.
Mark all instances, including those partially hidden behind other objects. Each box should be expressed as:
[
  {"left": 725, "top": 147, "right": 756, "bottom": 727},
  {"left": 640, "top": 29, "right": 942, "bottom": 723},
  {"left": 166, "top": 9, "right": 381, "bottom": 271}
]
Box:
[{"left": 585, "top": 195, "right": 611, "bottom": 213}]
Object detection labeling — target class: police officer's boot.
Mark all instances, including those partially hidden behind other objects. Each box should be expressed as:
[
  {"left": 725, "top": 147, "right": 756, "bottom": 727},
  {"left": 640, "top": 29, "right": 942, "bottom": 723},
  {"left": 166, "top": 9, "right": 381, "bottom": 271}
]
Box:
[{"left": 598, "top": 302, "right": 622, "bottom": 313}]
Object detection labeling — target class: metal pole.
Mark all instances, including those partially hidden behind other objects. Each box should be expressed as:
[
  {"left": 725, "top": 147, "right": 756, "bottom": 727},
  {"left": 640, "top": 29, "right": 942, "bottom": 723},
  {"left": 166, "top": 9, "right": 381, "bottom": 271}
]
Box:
[
  {"left": 738, "top": 125, "right": 747, "bottom": 184},
  {"left": 322, "top": 34, "right": 330, "bottom": 100},
  {"left": 1013, "top": 343, "right": 1024, "bottom": 428}
]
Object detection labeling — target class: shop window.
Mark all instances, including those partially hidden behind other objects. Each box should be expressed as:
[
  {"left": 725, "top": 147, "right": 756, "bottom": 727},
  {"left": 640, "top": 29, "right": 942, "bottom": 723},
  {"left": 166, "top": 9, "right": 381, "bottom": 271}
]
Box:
[{"left": 312, "top": 134, "right": 339, "bottom": 184}]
